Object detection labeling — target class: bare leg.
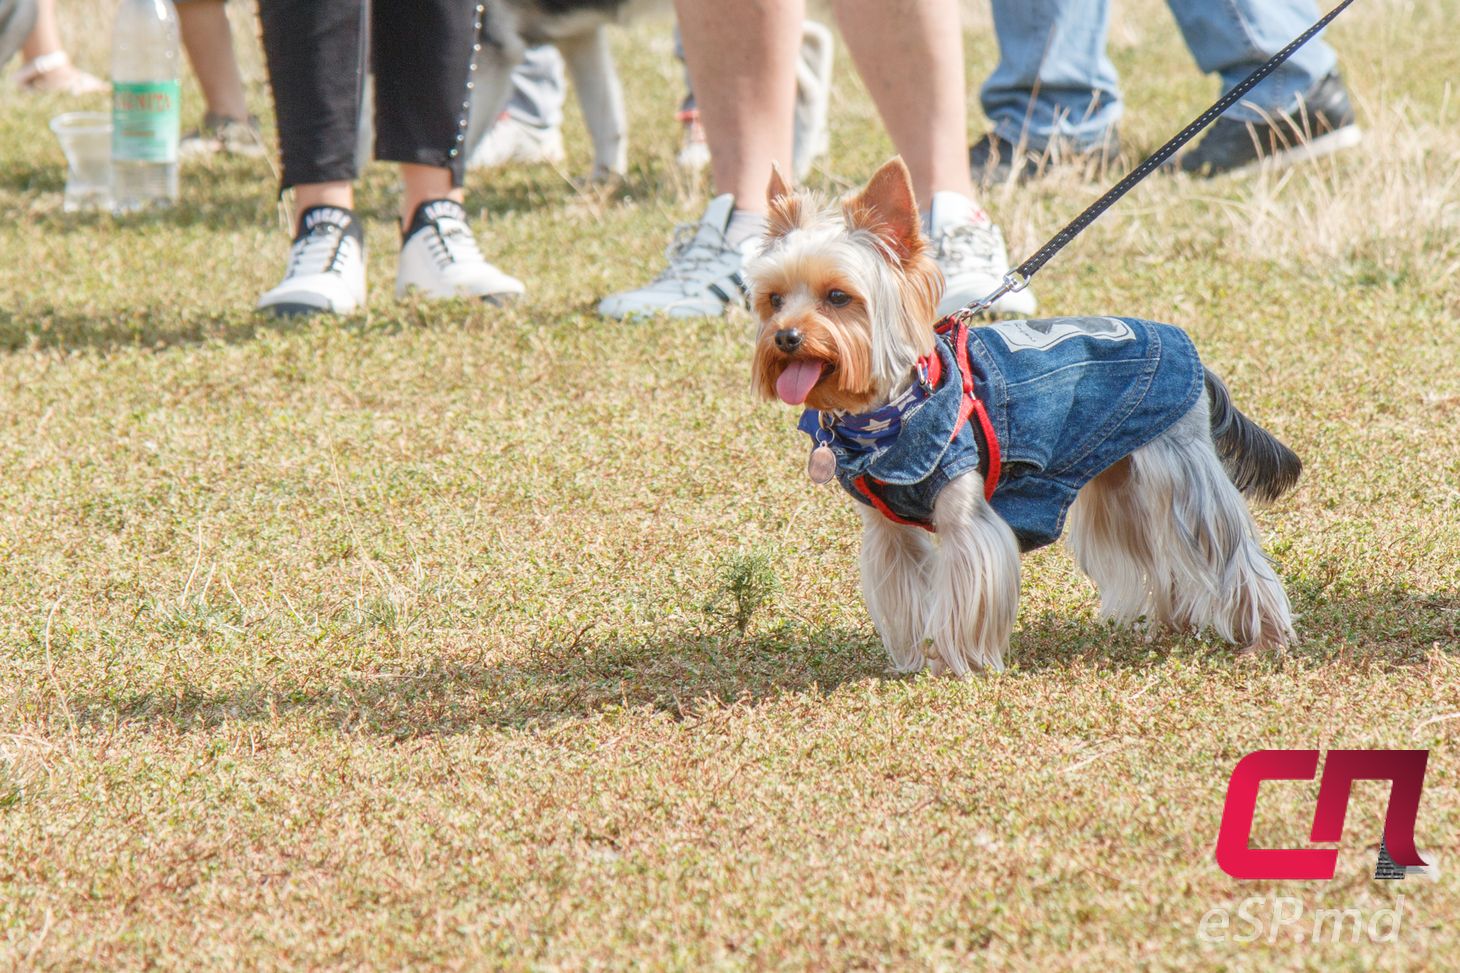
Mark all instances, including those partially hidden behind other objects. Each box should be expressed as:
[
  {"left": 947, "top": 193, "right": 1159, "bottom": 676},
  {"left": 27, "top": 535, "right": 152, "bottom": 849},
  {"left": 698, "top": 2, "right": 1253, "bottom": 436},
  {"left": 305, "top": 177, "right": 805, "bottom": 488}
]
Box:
[
  {"left": 672, "top": 0, "right": 802, "bottom": 210},
  {"left": 292, "top": 182, "right": 353, "bottom": 230},
  {"left": 399, "top": 165, "right": 462, "bottom": 227},
  {"left": 830, "top": 0, "right": 976, "bottom": 205},
  {"left": 20, "top": 0, "right": 60, "bottom": 61},
  {"left": 17, "top": 0, "right": 103, "bottom": 92},
  {"left": 290, "top": 168, "right": 461, "bottom": 233},
  {"left": 177, "top": 0, "right": 249, "bottom": 121}
]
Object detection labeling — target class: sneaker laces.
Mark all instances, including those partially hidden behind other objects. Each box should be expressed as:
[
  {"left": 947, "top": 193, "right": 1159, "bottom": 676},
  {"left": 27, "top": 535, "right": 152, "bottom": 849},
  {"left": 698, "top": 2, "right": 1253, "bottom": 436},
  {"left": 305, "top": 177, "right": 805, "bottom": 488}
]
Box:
[
  {"left": 653, "top": 221, "right": 735, "bottom": 292},
  {"left": 286, "top": 223, "right": 353, "bottom": 278},
  {"left": 932, "top": 221, "right": 1006, "bottom": 278},
  {"left": 422, "top": 217, "right": 487, "bottom": 270}
]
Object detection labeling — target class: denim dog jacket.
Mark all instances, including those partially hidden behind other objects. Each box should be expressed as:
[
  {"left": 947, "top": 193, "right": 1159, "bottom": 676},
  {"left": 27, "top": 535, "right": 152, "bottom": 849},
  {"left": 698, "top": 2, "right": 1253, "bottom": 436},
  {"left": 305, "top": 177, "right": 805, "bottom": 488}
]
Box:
[{"left": 798, "top": 316, "right": 1204, "bottom": 551}]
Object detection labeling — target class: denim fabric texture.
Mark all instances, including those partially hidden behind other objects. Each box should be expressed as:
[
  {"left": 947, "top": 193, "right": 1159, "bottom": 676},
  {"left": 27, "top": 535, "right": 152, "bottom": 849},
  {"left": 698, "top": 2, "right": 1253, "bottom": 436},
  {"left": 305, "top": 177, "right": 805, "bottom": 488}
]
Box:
[
  {"left": 983, "top": 0, "right": 1340, "bottom": 151},
  {"left": 799, "top": 317, "right": 1204, "bottom": 551}
]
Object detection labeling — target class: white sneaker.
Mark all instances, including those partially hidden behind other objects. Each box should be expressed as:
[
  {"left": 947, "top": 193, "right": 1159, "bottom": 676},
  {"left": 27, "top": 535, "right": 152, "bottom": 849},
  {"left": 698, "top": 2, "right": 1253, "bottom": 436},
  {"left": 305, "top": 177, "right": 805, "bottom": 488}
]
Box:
[
  {"left": 793, "top": 21, "right": 834, "bottom": 180},
  {"left": 257, "top": 206, "right": 367, "bottom": 317},
  {"left": 926, "top": 192, "right": 1038, "bottom": 318},
  {"left": 598, "top": 194, "right": 757, "bottom": 320},
  {"left": 467, "top": 112, "right": 565, "bottom": 171},
  {"left": 396, "top": 199, "right": 525, "bottom": 303}
]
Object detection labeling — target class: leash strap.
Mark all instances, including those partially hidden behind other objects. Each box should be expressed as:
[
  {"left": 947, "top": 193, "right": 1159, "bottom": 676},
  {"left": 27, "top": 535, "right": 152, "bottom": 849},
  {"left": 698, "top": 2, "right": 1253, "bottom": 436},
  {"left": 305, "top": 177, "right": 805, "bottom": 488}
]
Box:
[{"left": 951, "top": 0, "right": 1358, "bottom": 322}]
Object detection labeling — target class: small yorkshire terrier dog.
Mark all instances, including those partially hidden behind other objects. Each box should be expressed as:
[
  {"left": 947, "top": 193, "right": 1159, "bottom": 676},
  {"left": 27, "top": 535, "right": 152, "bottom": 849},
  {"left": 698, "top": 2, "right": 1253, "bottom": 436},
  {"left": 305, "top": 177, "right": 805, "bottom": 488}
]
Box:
[{"left": 748, "top": 158, "right": 1301, "bottom": 675}]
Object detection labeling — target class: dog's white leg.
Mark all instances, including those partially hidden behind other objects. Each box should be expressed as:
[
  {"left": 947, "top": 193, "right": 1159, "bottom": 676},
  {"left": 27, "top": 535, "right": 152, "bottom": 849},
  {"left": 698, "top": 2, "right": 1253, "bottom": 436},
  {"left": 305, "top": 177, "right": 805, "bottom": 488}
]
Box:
[
  {"left": 926, "top": 474, "right": 1021, "bottom": 675},
  {"left": 1067, "top": 457, "right": 1157, "bottom": 627},
  {"left": 557, "top": 27, "right": 628, "bottom": 182},
  {"left": 859, "top": 507, "right": 934, "bottom": 673},
  {"left": 1120, "top": 398, "right": 1295, "bottom": 651}
]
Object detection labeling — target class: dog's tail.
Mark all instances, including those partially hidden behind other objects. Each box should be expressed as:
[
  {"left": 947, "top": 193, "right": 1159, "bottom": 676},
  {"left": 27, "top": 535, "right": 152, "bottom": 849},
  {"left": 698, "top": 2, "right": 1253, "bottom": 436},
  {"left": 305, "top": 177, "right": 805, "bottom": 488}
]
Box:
[{"left": 1204, "top": 368, "right": 1302, "bottom": 503}]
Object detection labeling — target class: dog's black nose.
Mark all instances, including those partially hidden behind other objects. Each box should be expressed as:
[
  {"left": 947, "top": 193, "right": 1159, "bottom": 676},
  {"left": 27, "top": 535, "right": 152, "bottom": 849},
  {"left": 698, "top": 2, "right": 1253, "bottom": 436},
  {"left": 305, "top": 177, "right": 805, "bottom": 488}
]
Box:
[{"left": 774, "top": 328, "right": 803, "bottom": 353}]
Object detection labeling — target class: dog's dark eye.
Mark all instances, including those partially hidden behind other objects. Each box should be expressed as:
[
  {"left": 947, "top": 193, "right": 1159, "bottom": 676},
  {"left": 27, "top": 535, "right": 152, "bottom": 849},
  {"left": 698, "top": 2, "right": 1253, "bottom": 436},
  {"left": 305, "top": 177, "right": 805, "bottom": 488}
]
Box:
[
  {"left": 826, "top": 289, "right": 852, "bottom": 308},
  {"left": 768, "top": 293, "right": 784, "bottom": 310}
]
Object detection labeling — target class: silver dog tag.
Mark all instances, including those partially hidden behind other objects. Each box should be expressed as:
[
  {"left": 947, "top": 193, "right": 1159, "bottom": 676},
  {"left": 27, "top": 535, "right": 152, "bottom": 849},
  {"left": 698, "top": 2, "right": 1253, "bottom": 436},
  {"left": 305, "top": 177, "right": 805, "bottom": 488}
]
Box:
[{"left": 807, "top": 444, "right": 837, "bottom": 484}]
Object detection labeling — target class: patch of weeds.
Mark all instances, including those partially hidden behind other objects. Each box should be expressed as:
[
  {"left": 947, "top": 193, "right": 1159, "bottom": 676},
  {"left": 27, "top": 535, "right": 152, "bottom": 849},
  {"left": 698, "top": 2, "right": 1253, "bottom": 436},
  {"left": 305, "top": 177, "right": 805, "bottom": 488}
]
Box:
[
  {"left": 703, "top": 549, "right": 782, "bottom": 634},
  {"left": 146, "top": 595, "right": 247, "bottom": 642},
  {"left": 0, "top": 760, "right": 25, "bottom": 810},
  {"left": 354, "top": 593, "right": 409, "bottom": 633}
]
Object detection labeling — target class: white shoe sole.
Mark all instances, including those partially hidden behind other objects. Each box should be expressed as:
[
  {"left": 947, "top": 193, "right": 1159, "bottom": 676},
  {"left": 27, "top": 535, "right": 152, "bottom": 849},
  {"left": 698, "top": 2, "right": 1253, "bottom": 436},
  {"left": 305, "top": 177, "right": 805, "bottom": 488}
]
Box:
[
  {"left": 1252, "top": 124, "right": 1363, "bottom": 172},
  {"left": 1190, "top": 124, "right": 1363, "bottom": 178},
  {"left": 394, "top": 281, "right": 525, "bottom": 305},
  {"left": 257, "top": 290, "right": 360, "bottom": 317}
]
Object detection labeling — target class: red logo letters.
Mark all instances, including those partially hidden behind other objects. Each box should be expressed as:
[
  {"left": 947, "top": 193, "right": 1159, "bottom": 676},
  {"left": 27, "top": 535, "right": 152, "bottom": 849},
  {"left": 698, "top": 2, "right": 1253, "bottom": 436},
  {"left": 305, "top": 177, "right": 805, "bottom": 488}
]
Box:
[{"left": 1216, "top": 750, "right": 1429, "bottom": 880}]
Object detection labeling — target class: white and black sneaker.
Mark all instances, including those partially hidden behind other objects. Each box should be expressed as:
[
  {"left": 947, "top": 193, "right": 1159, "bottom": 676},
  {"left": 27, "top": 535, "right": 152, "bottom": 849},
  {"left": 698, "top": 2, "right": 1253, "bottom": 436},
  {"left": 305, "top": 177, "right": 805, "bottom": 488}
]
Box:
[
  {"left": 598, "top": 194, "right": 758, "bottom": 320},
  {"left": 257, "top": 205, "right": 367, "bottom": 317},
  {"left": 926, "top": 192, "right": 1038, "bottom": 318},
  {"left": 396, "top": 199, "right": 525, "bottom": 304}
]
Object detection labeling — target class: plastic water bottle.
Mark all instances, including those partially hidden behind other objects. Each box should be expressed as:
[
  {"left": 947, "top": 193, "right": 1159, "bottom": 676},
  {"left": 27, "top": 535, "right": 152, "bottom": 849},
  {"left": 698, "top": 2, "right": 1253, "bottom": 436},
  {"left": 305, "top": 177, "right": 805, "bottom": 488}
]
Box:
[{"left": 111, "top": 0, "right": 180, "bottom": 211}]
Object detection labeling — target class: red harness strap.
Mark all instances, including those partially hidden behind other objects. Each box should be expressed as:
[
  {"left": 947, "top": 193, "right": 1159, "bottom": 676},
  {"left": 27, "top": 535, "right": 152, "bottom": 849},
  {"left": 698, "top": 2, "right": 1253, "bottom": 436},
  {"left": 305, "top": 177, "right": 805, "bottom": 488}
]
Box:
[
  {"left": 941, "top": 319, "right": 1001, "bottom": 502},
  {"left": 851, "top": 320, "right": 1002, "bottom": 530}
]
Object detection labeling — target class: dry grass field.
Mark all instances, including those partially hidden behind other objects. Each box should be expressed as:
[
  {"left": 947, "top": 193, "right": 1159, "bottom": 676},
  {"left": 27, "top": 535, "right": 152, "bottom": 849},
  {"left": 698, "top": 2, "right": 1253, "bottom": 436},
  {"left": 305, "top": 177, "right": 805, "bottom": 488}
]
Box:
[{"left": 1, "top": 0, "right": 1458, "bottom": 968}]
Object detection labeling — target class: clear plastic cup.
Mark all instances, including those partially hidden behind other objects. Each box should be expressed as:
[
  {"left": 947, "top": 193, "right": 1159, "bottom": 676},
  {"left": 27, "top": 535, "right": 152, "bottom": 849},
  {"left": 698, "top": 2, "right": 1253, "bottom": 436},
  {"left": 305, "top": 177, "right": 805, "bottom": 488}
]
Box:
[{"left": 49, "top": 112, "right": 114, "bottom": 213}]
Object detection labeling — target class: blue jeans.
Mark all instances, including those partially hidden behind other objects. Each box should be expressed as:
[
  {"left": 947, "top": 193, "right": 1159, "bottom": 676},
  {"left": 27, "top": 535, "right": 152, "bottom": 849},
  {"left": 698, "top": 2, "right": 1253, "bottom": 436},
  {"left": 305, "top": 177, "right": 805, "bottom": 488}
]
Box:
[
  {"left": 504, "top": 45, "right": 566, "bottom": 130},
  {"left": 505, "top": 32, "right": 694, "bottom": 125},
  {"left": 983, "top": 0, "right": 1340, "bottom": 152}
]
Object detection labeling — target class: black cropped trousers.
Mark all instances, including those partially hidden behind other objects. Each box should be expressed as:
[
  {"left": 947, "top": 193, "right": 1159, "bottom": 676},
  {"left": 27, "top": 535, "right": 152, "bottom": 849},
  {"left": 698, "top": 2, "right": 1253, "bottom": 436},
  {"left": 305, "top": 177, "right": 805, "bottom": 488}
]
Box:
[{"left": 257, "top": 0, "right": 484, "bottom": 190}]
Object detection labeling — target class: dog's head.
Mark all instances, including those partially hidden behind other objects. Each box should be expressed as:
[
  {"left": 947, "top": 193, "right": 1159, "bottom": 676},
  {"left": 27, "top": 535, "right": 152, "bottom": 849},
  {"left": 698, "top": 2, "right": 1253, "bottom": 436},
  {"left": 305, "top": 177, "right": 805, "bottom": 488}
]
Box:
[{"left": 747, "top": 158, "right": 944, "bottom": 413}]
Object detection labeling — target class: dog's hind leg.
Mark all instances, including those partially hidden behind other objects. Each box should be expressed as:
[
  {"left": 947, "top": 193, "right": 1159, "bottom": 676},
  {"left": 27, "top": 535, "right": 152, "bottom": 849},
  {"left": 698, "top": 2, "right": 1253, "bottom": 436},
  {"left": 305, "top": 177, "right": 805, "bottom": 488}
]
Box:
[
  {"left": 1098, "top": 398, "right": 1295, "bottom": 652},
  {"left": 859, "top": 507, "right": 935, "bottom": 674},
  {"left": 557, "top": 27, "right": 628, "bottom": 182},
  {"left": 1067, "top": 457, "right": 1159, "bottom": 628},
  {"left": 926, "top": 474, "right": 1021, "bottom": 675}
]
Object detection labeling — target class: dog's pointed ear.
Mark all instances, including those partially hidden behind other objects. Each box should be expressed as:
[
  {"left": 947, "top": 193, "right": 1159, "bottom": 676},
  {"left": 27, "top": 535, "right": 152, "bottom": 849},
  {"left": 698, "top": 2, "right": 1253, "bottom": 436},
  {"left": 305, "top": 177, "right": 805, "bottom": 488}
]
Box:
[
  {"left": 845, "top": 157, "right": 922, "bottom": 258},
  {"left": 766, "top": 162, "right": 793, "bottom": 208},
  {"left": 765, "top": 161, "right": 804, "bottom": 240}
]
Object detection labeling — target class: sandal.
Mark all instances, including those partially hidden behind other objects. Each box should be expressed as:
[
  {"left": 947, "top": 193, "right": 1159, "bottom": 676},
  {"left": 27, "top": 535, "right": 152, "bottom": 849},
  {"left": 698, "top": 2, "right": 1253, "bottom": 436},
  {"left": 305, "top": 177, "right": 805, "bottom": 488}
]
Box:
[{"left": 15, "top": 50, "right": 107, "bottom": 95}]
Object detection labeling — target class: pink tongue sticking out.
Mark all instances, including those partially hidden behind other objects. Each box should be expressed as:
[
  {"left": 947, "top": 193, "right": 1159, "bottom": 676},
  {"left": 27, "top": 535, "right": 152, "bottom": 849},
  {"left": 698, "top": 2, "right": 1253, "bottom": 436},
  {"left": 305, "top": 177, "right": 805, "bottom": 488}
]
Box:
[{"left": 776, "top": 360, "right": 824, "bottom": 405}]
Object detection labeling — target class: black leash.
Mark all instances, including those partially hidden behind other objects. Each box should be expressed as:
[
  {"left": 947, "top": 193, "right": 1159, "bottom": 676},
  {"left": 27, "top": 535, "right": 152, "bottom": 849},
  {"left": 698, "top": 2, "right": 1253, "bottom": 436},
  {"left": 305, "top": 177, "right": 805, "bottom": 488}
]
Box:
[{"left": 953, "top": 0, "right": 1357, "bottom": 321}]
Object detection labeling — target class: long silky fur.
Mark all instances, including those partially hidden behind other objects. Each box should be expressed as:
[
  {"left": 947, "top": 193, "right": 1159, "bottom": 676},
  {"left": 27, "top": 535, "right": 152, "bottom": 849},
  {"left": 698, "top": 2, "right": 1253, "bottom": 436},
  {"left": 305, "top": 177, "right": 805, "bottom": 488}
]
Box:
[
  {"left": 1203, "top": 368, "right": 1302, "bottom": 503},
  {"left": 1067, "top": 394, "right": 1294, "bottom": 650},
  {"left": 858, "top": 507, "right": 936, "bottom": 673},
  {"left": 926, "top": 474, "right": 1021, "bottom": 674}
]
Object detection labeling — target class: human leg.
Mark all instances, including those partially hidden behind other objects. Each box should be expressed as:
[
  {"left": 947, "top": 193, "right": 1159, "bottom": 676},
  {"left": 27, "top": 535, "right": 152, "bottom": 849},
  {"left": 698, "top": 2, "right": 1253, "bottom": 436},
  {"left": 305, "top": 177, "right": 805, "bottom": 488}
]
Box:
[
  {"left": 176, "top": 0, "right": 265, "bottom": 158},
  {"left": 467, "top": 44, "right": 568, "bottom": 170},
  {"left": 597, "top": 0, "right": 802, "bottom": 320},
  {"left": 974, "top": 0, "right": 1121, "bottom": 183},
  {"left": 1168, "top": 0, "right": 1357, "bottom": 175},
  {"left": 1168, "top": 0, "right": 1337, "bottom": 117},
  {"left": 0, "top": 0, "right": 36, "bottom": 72},
  {"left": 14, "top": 0, "right": 104, "bottom": 93},
  {"left": 375, "top": 0, "right": 523, "bottom": 302},
  {"left": 177, "top": 0, "right": 247, "bottom": 119},
  {"left": 832, "top": 0, "right": 1036, "bottom": 316},
  {"left": 255, "top": 0, "right": 368, "bottom": 314}
]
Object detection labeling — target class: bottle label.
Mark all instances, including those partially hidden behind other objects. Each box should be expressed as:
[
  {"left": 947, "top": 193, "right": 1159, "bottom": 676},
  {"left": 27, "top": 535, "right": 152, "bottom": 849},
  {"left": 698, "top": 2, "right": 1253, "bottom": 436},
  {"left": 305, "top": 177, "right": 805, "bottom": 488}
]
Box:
[{"left": 112, "top": 80, "right": 180, "bottom": 163}]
